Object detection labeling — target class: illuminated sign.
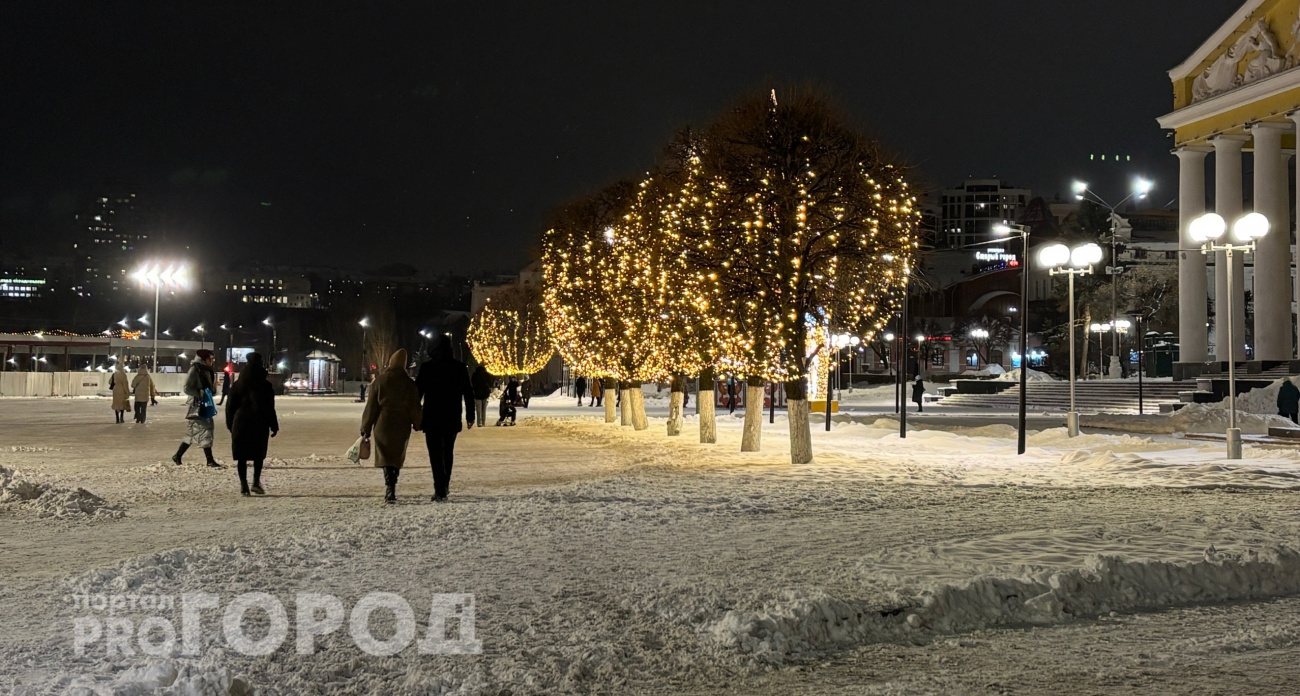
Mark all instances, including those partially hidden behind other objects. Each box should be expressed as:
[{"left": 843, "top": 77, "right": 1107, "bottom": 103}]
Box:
[{"left": 975, "top": 248, "right": 1018, "bottom": 263}]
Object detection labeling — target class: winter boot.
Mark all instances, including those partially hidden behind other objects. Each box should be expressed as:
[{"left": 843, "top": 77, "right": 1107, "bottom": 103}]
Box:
[
  {"left": 383, "top": 466, "right": 398, "bottom": 504},
  {"left": 204, "top": 447, "right": 221, "bottom": 468},
  {"left": 172, "top": 442, "right": 190, "bottom": 466},
  {"left": 250, "top": 460, "right": 264, "bottom": 495},
  {"left": 237, "top": 461, "right": 250, "bottom": 496}
]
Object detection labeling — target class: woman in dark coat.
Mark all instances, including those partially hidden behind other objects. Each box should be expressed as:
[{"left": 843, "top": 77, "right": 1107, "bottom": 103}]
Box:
[
  {"left": 225, "top": 353, "right": 279, "bottom": 496},
  {"left": 911, "top": 376, "right": 926, "bottom": 413}
]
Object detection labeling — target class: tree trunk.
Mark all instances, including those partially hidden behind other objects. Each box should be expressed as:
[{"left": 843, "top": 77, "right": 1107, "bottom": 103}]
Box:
[
  {"left": 603, "top": 378, "right": 617, "bottom": 423},
  {"left": 698, "top": 367, "right": 716, "bottom": 444},
  {"left": 630, "top": 381, "right": 649, "bottom": 431},
  {"left": 667, "top": 375, "right": 686, "bottom": 436},
  {"left": 741, "top": 376, "right": 765, "bottom": 452},
  {"left": 785, "top": 377, "right": 812, "bottom": 464},
  {"left": 619, "top": 381, "right": 632, "bottom": 427}
]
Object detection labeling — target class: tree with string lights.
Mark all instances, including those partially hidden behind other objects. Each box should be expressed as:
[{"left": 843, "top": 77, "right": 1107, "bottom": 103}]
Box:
[
  {"left": 466, "top": 283, "right": 553, "bottom": 378},
  {"left": 693, "top": 89, "right": 920, "bottom": 463}
]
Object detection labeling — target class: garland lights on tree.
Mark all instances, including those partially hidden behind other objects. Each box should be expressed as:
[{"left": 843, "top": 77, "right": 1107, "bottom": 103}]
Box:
[
  {"left": 540, "top": 88, "right": 919, "bottom": 463},
  {"left": 466, "top": 284, "right": 553, "bottom": 378}
]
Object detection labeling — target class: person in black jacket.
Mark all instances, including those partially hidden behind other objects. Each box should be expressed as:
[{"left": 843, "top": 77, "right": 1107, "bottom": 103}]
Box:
[
  {"left": 497, "top": 379, "right": 520, "bottom": 426},
  {"left": 911, "top": 376, "right": 926, "bottom": 413},
  {"left": 225, "top": 353, "right": 280, "bottom": 496},
  {"left": 174, "top": 350, "right": 221, "bottom": 467},
  {"left": 470, "top": 364, "right": 492, "bottom": 428},
  {"left": 415, "top": 339, "right": 475, "bottom": 501},
  {"left": 574, "top": 376, "right": 587, "bottom": 406}
]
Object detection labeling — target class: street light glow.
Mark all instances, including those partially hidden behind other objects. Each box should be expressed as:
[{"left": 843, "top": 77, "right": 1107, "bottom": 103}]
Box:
[
  {"left": 1231, "top": 211, "right": 1270, "bottom": 242},
  {"left": 1189, "top": 213, "right": 1227, "bottom": 242},
  {"left": 1071, "top": 243, "right": 1103, "bottom": 268}
]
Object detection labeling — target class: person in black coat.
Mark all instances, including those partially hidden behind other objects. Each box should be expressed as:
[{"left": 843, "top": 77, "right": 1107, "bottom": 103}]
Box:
[
  {"left": 225, "top": 353, "right": 279, "bottom": 496},
  {"left": 574, "top": 376, "right": 588, "bottom": 406},
  {"left": 1278, "top": 379, "right": 1300, "bottom": 424},
  {"left": 497, "top": 379, "right": 520, "bottom": 426},
  {"left": 470, "top": 364, "right": 492, "bottom": 428},
  {"left": 911, "top": 376, "right": 926, "bottom": 413},
  {"left": 415, "top": 340, "right": 475, "bottom": 501}
]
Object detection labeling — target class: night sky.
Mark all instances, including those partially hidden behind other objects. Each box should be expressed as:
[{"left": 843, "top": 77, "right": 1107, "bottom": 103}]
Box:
[{"left": 0, "top": 1, "right": 1238, "bottom": 273}]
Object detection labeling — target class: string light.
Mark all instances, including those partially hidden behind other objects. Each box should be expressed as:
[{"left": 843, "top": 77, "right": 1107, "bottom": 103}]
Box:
[{"left": 467, "top": 285, "right": 553, "bottom": 377}]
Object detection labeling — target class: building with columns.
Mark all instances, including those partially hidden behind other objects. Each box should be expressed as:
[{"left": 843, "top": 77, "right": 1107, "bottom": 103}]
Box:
[{"left": 1158, "top": 0, "right": 1300, "bottom": 374}]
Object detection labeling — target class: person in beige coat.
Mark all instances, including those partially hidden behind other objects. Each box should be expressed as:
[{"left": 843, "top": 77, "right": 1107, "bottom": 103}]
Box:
[
  {"left": 131, "top": 365, "right": 158, "bottom": 423},
  {"left": 360, "top": 348, "right": 422, "bottom": 504},
  {"left": 110, "top": 364, "right": 130, "bottom": 423}
]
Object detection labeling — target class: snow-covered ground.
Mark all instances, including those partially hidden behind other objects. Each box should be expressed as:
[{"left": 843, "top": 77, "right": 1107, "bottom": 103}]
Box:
[{"left": 3, "top": 394, "right": 1300, "bottom": 694}]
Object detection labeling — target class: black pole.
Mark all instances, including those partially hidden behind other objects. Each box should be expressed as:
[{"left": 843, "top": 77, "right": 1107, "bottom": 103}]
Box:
[
  {"left": 769, "top": 381, "right": 775, "bottom": 424},
  {"left": 1137, "top": 317, "right": 1145, "bottom": 415},
  {"left": 900, "top": 281, "right": 908, "bottom": 439},
  {"left": 1017, "top": 228, "right": 1029, "bottom": 455}
]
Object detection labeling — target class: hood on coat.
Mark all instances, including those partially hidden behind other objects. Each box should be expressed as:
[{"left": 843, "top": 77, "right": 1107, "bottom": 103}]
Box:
[{"left": 387, "top": 349, "right": 408, "bottom": 371}]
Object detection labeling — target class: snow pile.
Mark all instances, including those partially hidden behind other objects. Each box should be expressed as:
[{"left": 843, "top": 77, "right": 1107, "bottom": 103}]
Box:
[
  {"left": 63, "top": 658, "right": 253, "bottom": 696},
  {"left": 992, "top": 368, "right": 1056, "bottom": 382},
  {"left": 1168, "top": 403, "right": 1294, "bottom": 435},
  {"left": 965, "top": 365, "right": 1006, "bottom": 377},
  {"left": 708, "top": 546, "right": 1300, "bottom": 657},
  {"left": 0, "top": 465, "right": 123, "bottom": 519},
  {"left": 9, "top": 445, "right": 59, "bottom": 452}
]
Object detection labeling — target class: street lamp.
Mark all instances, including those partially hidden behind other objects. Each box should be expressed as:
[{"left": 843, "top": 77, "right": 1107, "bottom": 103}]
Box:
[
  {"left": 1074, "top": 178, "right": 1153, "bottom": 378},
  {"left": 132, "top": 262, "right": 190, "bottom": 371},
  {"left": 1039, "top": 241, "right": 1103, "bottom": 437},
  {"left": 993, "top": 221, "right": 1032, "bottom": 456},
  {"left": 358, "top": 317, "right": 370, "bottom": 378},
  {"left": 1190, "top": 211, "right": 1269, "bottom": 459},
  {"left": 193, "top": 325, "right": 206, "bottom": 352},
  {"left": 263, "top": 317, "right": 277, "bottom": 370},
  {"left": 968, "top": 328, "right": 989, "bottom": 370}
]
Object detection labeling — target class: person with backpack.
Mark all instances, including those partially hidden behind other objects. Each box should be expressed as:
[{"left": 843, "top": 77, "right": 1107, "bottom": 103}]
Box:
[{"left": 225, "top": 353, "right": 279, "bottom": 496}]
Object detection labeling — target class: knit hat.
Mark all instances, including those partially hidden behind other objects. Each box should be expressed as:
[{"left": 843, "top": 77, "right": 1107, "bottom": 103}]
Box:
[{"left": 196, "top": 349, "right": 215, "bottom": 361}]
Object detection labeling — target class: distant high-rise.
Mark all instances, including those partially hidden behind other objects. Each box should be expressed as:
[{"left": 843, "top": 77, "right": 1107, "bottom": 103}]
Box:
[
  {"left": 932, "top": 179, "right": 1032, "bottom": 249},
  {"left": 71, "top": 183, "right": 162, "bottom": 297}
]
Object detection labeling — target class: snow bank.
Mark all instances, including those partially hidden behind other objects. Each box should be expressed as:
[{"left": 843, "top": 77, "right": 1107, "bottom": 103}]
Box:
[
  {"left": 992, "top": 368, "right": 1056, "bottom": 382},
  {"left": 0, "top": 465, "right": 123, "bottom": 519},
  {"left": 63, "top": 658, "right": 253, "bottom": 696},
  {"left": 708, "top": 546, "right": 1300, "bottom": 656}
]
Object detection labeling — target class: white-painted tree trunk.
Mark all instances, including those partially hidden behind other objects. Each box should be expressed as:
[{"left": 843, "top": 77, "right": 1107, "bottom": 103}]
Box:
[
  {"left": 740, "top": 384, "right": 764, "bottom": 452},
  {"left": 619, "top": 388, "right": 632, "bottom": 426},
  {"left": 698, "top": 390, "right": 716, "bottom": 443},
  {"left": 631, "top": 388, "right": 649, "bottom": 431},
  {"left": 787, "top": 398, "right": 813, "bottom": 464},
  {"left": 604, "top": 392, "right": 617, "bottom": 423},
  {"left": 667, "top": 391, "right": 684, "bottom": 436}
]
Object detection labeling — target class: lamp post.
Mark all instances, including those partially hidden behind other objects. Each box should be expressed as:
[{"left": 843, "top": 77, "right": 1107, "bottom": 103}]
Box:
[
  {"left": 220, "top": 324, "right": 234, "bottom": 362},
  {"left": 1073, "top": 179, "right": 1153, "bottom": 378},
  {"left": 193, "top": 325, "right": 206, "bottom": 352},
  {"left": 1189, "top": 211, "right": 1269, "bottom": 459},
  {"left": 358, "top": 317, "right": 370, "bottom": 379},
  {"left": 1039, "top": 242, "right": 1103, "bottom": 437},
  {"left": 132, "top": 262, "right": 190, "bottom": 371},
  {"left": 263, "top": 317, "right": 276, "bottom": 370},
  {"left": 883, "top": 332, "right": 897, "bottom": 412},
  {"left": 993, "top": 221, "right": 1032, "bottom": 455}
]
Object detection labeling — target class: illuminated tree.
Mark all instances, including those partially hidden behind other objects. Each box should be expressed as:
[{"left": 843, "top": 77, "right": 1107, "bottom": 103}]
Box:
[
  {"left": 695, "top": 89, "right": 920, "bottom": 463},
  {"left": 466, "top": 284, "right": 553, "bottom": 378}
]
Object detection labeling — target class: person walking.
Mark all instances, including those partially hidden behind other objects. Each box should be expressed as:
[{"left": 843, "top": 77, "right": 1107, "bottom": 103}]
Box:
[
  {"left": 131, "top": 365, "right": 157, "bottom": 423},
  {"left": 497, "top": 378, "right": 520, "bottom": 426},
  {"left": 725, "top": 375, "right": 737, "bottom": 415},
  {"left": 225, "top": 353, "right": 279, "bottom": 496},
  {"left": 218, "top": 369, "right": 232, "bottom": 406},
  {"left": 361, "top": 349, "right": 422, "bottom": 504},
  {"left": 520, "top": 377, "right": 532, "bottom": 408},
  {"left": 110, "top": 364, "right": 130, "bottom": 423},
  {"left": 911, "top": 376, "right": 926, "bottom": 414},
  {"left": 173, "top": 350, "right": 222, "bottom": 467},
  {"left": 591, "top": 378, "right": 602, "bottom": 407},
  {"left": 470, "top": 364, "right": 492, "bottom": 428},
  {"left": 1278, "top": 379, "right": 1300, "bottom": 425},
  {"left": 415, "top": 340, "right": 475, "bottom": 502},
  {"left": 574, "top": 375, "right": 588, "bottom": 407}
]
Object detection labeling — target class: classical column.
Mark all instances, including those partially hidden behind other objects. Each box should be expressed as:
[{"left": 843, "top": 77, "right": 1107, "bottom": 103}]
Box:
[
  {"left": 1248, "top": 123, "right": 1292, "bottom": 361},
  {"left": 1177, "top": 146, "right": 1211, "bottom": 364},
  {"left": 1212, "top": 134, "right": 1249, "bottom": 362}
]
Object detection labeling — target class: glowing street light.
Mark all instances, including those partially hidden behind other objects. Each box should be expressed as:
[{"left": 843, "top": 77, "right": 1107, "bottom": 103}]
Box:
[
  {"left": 1190, "top": 211, "right": 1270, "bottom": 459},
  {"left": 359, "top": 317, "right": 370, "bottom": 378},
  {"left": 263, "top": 317, "right": 277, "bottom": 369},
  {"left": 1039, "top": 241, "right": 1103, "bottom": 436},
  {"left": 133, "top": 262, "right": 190, "bottom": 370}
]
